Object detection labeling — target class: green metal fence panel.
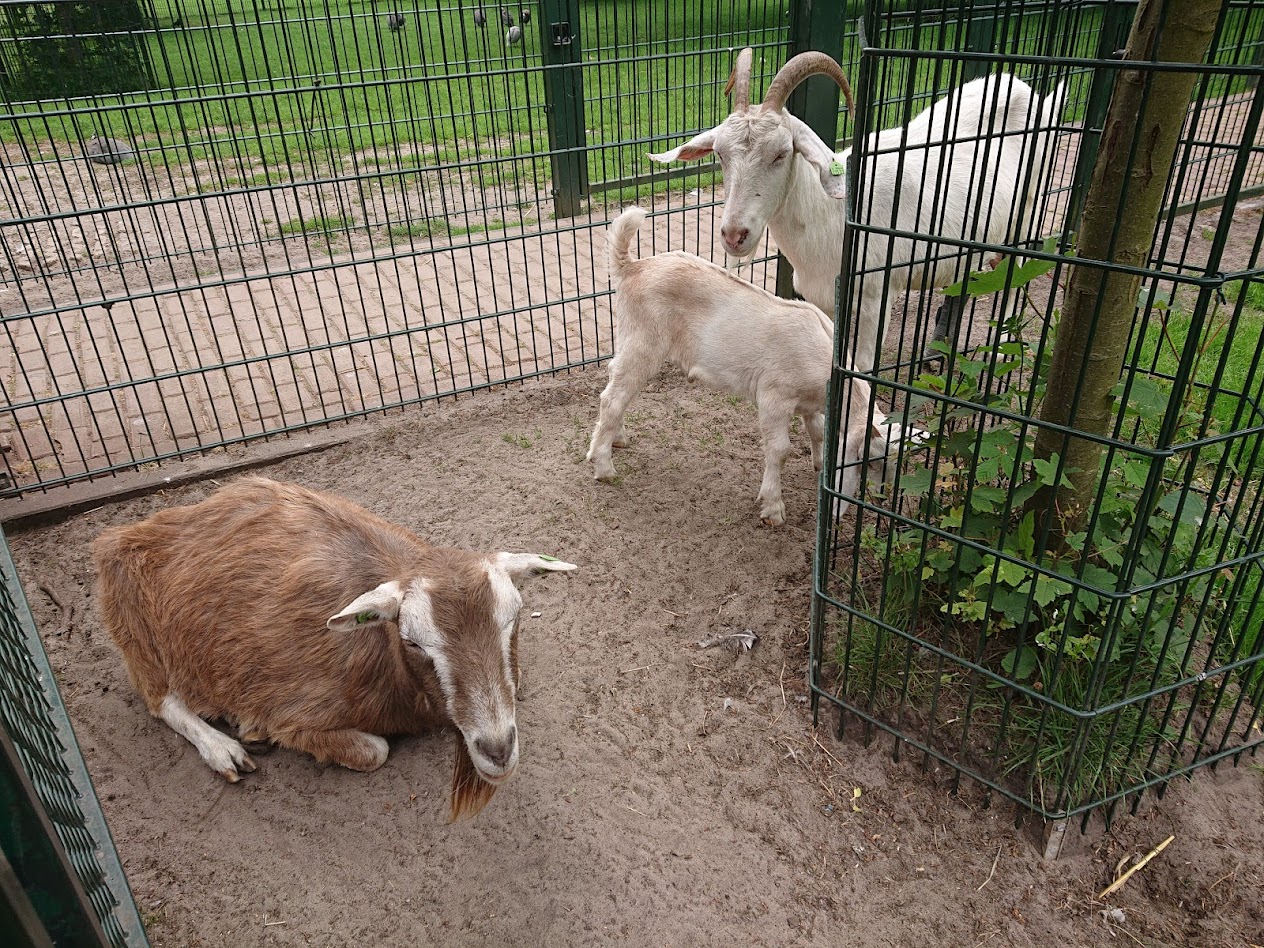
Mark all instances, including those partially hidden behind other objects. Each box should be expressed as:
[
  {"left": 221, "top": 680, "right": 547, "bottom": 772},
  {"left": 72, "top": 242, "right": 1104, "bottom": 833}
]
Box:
[
  {"left": 0, "top": 0, "right": 792, "bottom": 498},
  {"left": 812, "top": 0, "right": 1264, "bottom": 825},
  {"left": 0, "top": 528, "right": 148, "bottom": 945}
]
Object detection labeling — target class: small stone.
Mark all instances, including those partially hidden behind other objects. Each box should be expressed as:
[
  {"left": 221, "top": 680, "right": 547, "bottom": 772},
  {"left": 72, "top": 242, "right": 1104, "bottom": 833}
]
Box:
[{"left": 85, "top": 136, "right": 134, "bottom": 165}]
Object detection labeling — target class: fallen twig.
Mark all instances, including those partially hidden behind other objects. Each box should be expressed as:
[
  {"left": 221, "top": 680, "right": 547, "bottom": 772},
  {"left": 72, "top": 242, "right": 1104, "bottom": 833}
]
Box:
[
  {"left": 1098, "top": 835, "right": 1175, "bottom": 900},
  {"left": 37, "top": 582, "right": 75, "bottom": 637},
  {"left": 977, "top": 844, "right": 1002, "bottom": 891},
  {"left": 617, "top": 663, "right": 663, "bottom": 675}
]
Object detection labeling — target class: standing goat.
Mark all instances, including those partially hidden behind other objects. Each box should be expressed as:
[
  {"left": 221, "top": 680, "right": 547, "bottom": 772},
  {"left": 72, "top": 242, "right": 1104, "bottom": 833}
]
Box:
[
  {"left": 587, "top": 206, "right": 895, "bottom": 526},
  {"left": 92, "top": 476, "right": 576, "bottom": 820},
  {"left": 650, "top": 49, "right": 1066, "bottom": 373}
]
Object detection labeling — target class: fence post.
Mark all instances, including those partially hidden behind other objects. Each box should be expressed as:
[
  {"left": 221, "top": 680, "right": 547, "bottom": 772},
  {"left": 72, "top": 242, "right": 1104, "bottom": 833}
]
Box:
[
  {"left": 1065, "top": 1, "right": 1138, "bottom": 238},
  {"left": 776, "top": 0, "right": 847, "bottom": 301},
  {"left": 963, "top": 14, "right": 997, "bottom": 82},
  {"left": 539, "top": 0, "right": 588, "bottom": 219}
]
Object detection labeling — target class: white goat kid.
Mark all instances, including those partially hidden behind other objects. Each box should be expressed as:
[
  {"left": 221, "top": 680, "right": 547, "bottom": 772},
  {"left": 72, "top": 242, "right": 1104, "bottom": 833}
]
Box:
[
  {"left": 650, "top": 48, "right": 1066, "bottom": 373},
  {"left": 587, "top": 206, "right": 888, "bottom": 526}
]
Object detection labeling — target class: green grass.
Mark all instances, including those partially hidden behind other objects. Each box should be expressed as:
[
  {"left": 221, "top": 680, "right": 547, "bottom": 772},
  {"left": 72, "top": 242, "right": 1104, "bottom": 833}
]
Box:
[
  {"left": 1129, "top": 285, "right": 1264, "bottom": 449},
  {"left": 278, "top": 214, "right": 354, "bottom": 237},
  {"left": 387, "top": 218, "right": 448, "bottom": 240},
  {"left": 4, "top": 0, "right": 1259, "bottom": 213}
]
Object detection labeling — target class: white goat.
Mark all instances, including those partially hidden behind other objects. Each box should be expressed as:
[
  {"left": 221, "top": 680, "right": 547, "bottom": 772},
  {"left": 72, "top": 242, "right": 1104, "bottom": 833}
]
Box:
[
  {"left": 587, "top": 206, "right": 893, "bottom": 526},
  {"left": 93, "top": 476, "right": 576, "bottom": 820},
  {"left": 650, "top": 49, "right": 1066, "bottom": 373}
]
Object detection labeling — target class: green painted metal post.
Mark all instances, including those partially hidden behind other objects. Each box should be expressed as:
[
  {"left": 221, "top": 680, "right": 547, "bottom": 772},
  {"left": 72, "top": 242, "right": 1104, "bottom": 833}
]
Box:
[
  {"left": 539, "top": 0, "right": 588, "bottom": 219},
  {"left": 777, "top": 0, "right": 847, "bottom": 301},
  {"left": 964, "top": 15, "right": 997, "bottom": 82},
  {"left": 1065, "top": 1, "right": 1138, "bottom": 238}
]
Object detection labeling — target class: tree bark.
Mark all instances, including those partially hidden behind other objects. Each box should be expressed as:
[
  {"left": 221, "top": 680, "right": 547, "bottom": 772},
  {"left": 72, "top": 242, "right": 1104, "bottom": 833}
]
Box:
[{"left": 1031, "top": 0, "right": 1224, "bottom": 540}]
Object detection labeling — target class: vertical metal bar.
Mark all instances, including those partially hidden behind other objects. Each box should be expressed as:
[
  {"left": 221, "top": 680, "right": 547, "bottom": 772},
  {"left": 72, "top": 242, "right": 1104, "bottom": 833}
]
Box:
[
  {"left": 777, "top": 0, "right": 846, "bottom": 300},
  {"left": 539, "top": 0, "right": 588, "bottom": 219},
  {"left": 1064, "top": 0, "right": 1138, "bottom": 238}
]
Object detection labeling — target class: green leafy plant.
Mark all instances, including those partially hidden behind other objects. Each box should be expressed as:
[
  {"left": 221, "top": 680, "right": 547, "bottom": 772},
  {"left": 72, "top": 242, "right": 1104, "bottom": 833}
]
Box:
[{"left": 836, "top": 258, "right": 1263, "bottom": 806}]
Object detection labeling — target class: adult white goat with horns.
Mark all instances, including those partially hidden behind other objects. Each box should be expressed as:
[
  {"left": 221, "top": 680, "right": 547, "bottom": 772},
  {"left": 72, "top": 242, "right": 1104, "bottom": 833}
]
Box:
[{"left": 650, "top": 48, "right": 1065, "bottom": 374}]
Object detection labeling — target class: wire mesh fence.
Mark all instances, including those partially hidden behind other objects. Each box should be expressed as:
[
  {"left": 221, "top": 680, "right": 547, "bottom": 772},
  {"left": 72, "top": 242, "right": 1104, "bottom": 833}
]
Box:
[
  {"left": 813, "top": 0, "right": 1264, "bottom": 826},
  {"left": 0, "top": 526, "right": 148, "bottom": 945},
  {"left": 0, "top": 0, "right": 796, "bottom": 497},
  {"left": 2, "top": 1, "right": 1259, "bottom": 503}
]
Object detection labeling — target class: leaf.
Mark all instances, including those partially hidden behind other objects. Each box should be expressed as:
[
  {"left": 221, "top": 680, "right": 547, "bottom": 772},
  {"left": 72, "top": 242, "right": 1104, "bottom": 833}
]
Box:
[
  {"left": 1001, "top": 646, "right": 1038, "bottom": 680},
  {"left": 1121, "top": 375, "right": 1173, "bottom": 417},
  {"left": 994, "top": 557, "right": 1030, "bottom": 587},
  {"left": 969, "top": 484, "right": 1008, "bottom": 513},
  {"left": 1033, "top": 574, "right": 1073, "bottom": 607},
  {"left": 1014, "top": 511, "right": 1036, "bottom": 559},
  {"left": 1157, "top": 490, "right": 1205, "bottom": 527},
  {"left": 1032, "top": 457, "right": 1072, "bottom": 489},
  {"left": 899, "top": 467, "right": 934, "bottom": 498},
  {"left": 991, "top": 587, "right": 1034, "bottom": 625},
  {"left": 1082, "top": 563, "right": 1121, "bottom": 593},
  {"left": 1010, "top": 480, "right": 1042, "bottom": 510}
]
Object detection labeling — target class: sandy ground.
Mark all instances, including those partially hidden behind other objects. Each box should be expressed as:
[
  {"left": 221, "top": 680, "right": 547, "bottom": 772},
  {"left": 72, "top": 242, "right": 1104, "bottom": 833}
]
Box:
[{"left": 8, "top": 370, "right": 1264, "bottom": 948}]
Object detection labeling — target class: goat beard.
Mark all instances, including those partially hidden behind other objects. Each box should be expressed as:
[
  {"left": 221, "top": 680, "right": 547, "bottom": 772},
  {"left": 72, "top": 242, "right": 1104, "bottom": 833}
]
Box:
[{"left": 449, "top": 739, "right": 497, "bottom": 821}]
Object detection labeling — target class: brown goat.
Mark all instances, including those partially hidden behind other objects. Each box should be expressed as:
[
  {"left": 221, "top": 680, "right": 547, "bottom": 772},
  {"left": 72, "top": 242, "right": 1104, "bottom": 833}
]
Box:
[{"left": 92, "top": 476, "right": 576, "bottom": 819}]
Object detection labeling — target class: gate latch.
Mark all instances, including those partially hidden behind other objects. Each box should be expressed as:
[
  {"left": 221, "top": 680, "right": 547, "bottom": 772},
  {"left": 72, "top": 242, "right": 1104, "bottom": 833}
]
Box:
[{"left": 551, "top": 22, "right": 573, "bottom": 47}]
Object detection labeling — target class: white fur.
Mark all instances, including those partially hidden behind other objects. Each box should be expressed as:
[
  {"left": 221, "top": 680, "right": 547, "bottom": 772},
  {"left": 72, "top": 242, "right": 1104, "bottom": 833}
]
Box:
[
  {"left": 588, "top": 206, "right": 894, "bottom": 525},
  {"left": 158, "top": 694, "right": 256, "bottom": 781},
  {"left": 652, "top": 69, "right": 1067, "bottom": 373}
]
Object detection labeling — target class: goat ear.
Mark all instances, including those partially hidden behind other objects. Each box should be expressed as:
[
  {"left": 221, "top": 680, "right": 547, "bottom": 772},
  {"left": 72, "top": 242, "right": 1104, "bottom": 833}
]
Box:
[
  {"left": 326, "top": 581, "right": 404, "bottom": 632},
  {"left": 493, "top": 552, "right": 578, "bottom": 584},
  {"left": 648, "top": 128, "right": 717, "bottom": 164},
  {"left": 783, "top": 113, "right": 847, "bottom": 201}
]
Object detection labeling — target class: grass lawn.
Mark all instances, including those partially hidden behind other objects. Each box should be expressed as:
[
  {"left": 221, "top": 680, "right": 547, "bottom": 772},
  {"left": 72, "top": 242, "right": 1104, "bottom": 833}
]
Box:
[{"left": 2, "top": 1, "right": 1259, "bottom": 201}]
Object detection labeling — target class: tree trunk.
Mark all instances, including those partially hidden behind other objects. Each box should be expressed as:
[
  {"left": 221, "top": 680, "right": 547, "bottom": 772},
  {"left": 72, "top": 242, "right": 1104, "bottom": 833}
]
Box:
[{"left": 1031, "top": 0, "right": 1223, "bottom": 541}]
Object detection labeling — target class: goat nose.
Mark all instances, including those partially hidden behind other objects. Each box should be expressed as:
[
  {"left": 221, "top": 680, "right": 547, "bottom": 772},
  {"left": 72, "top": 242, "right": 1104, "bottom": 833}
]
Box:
[
  {"left": 475, "top": 728, "right": 516, "bottom": 768},
  {"left": 721, "top": 226, "right": 750, "bottom": 249}
]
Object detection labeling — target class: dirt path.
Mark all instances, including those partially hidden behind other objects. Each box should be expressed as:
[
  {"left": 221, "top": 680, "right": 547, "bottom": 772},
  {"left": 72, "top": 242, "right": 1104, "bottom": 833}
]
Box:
[{"left": 9, "top": 371, "right": 1263, "bottom": 947}]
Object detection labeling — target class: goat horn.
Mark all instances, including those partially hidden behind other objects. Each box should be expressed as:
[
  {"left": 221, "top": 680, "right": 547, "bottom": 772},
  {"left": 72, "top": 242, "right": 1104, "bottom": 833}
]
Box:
[
  {"left": 761, "top": 51, "right": 855, "bottom": 118},
  {"left": 723, "top": 47, "right": 754, "bottom": 111}
]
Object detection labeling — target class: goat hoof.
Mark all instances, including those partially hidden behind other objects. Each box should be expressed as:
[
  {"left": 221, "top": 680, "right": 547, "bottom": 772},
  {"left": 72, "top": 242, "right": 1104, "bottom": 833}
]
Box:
[
  {"left": 759, "top": 506, "right": 786, "bottom": 527},
  {"left": 593, "top": 463, "right": 618, "bottom": 482}
]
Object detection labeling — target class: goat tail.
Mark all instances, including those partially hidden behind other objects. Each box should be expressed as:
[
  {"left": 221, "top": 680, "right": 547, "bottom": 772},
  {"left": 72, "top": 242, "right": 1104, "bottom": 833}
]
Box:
[
  {"left": 449, "top": 739, "right": 498, "bottom": 821},
  {"left": 606, "top": 205, "right": 648, "bottom": 286}
]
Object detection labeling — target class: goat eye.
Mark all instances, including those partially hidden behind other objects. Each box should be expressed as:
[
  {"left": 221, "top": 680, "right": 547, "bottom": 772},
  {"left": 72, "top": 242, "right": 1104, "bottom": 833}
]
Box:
[{"left": 772, "top": 151, "right": 789, "bottom": 165}]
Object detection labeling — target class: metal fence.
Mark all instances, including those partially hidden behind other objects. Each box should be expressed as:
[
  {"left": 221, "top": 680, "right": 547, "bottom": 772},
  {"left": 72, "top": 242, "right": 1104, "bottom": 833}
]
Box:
[
  {"left": 2, "top": 0, "right": 1263, "bottom": 836},
  {"left": 813, "top": 0, "right": 1264, "bottom": 829},
  {"left": 0, "top": 527, "right": 148, "bottom": 945},
  {"left": 0, "top": 0, "right": 800, "bottom": 498},
  {"left": 2, "top": 1, "right": 1259, "bottom": 502}
]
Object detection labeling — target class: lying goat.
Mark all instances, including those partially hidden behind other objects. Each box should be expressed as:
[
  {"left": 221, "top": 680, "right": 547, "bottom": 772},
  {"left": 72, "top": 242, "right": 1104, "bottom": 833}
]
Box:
[
  {"left": 93, "top": 476, "right": 575, "bottom": 820},
  {"left": 587, "top": 206, "right": 899, "bottom": 526}
]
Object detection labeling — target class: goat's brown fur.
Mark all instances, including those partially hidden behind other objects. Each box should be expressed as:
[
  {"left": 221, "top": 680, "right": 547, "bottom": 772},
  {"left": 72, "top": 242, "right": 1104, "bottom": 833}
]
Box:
[{"left": 92, "top": 476, "right": 569, "bottom": 819}]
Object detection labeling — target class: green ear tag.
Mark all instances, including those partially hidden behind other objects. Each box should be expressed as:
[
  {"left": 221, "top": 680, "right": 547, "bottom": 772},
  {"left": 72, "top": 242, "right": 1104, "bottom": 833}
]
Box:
[
  {"left": 537, "top": 554, "right": 559, "bottom": 562},
  {"left": 355, "top": 611, "right": 376, "bottom": 623},
  {"left": 829, "top": 160, "right": 845, "bottom": 177}
]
